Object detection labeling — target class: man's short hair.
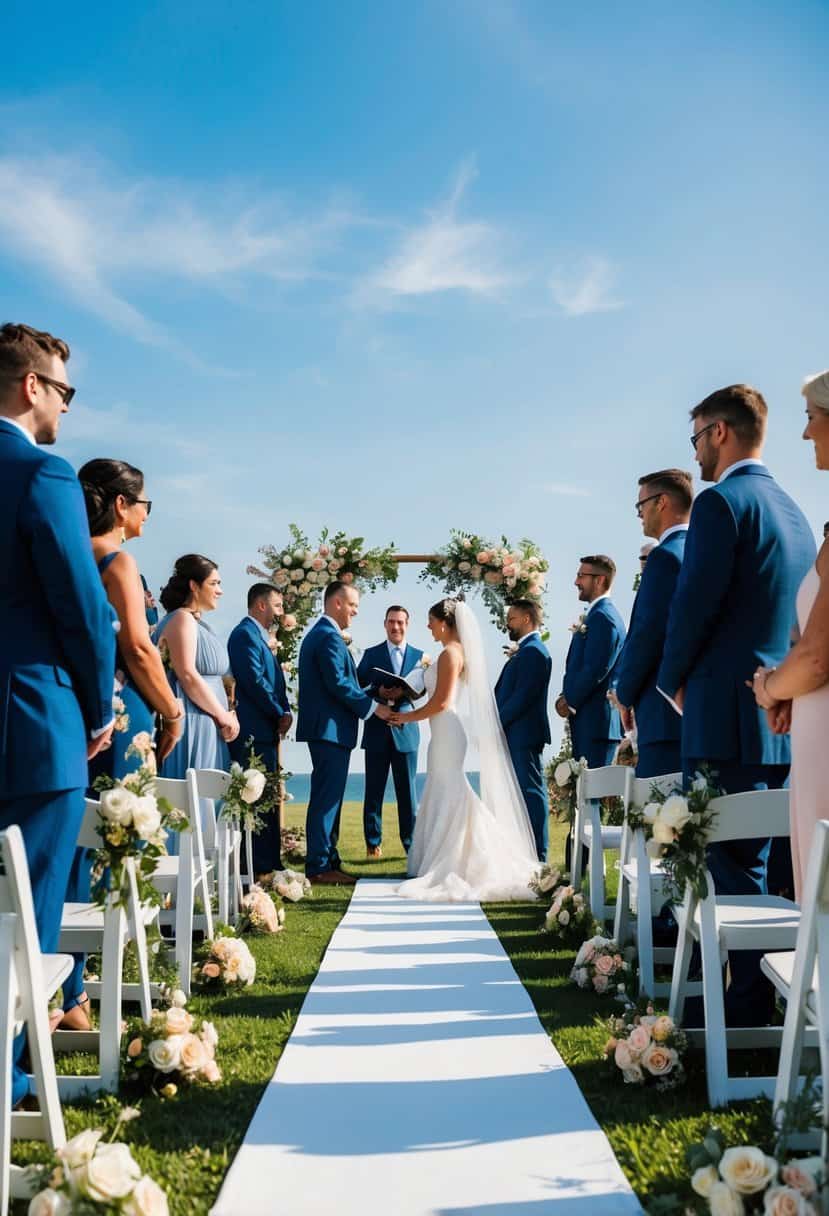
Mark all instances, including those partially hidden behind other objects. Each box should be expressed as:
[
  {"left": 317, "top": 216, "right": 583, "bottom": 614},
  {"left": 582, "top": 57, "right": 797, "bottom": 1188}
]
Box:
[
  {"left": 385, "top": 604, "right": 409, "bottom": 621},
  {"left": 0, "top": 323, "right": 71, "bottom": 401},
  {"left": 247, "top": 582, "right": 280, "bottom": 610},
  {"left": 580, "top": 554, "right": 616, "bottom": 585},
  {"left": 324, "top": 579, "right": 352, "bottom": 604},
  {"left": 507, "top": 598, "right": 542, "bottom": 628},
  {"left": 638, "top": 468, "right": 693, "bottom": 513},
  {"left": 690, "top": 384, "right": 767, "bottom": 447}
]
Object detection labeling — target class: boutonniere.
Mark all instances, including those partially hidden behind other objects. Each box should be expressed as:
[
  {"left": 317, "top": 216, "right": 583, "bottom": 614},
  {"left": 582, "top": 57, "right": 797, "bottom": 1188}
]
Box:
[
  {"left": 502, "top": 642, "right": 519, "bottom": 659},
  {"left": 568, "top": 613, "right": 588, "bottom": 636},
  {"left": 266, "top": 635, "right": 280, "bottom": 656},
  {"left": 340, "top": 631, "right": 361, "bottom": 662},
  {"left": 418, "top": 654, "right": 432, "bottom": 669}
]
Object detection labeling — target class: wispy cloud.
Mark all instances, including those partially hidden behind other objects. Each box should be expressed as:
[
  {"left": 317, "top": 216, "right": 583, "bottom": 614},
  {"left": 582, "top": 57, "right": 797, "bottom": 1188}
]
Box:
[
  {"left": 549, "top": 256, "right": 622, "bottom": 317},
  {"left": 357, "top": 158, "right": 511, "bottom": 303},
  {"left": 541, "top": 482, "right": 591, "bottom": 497}
]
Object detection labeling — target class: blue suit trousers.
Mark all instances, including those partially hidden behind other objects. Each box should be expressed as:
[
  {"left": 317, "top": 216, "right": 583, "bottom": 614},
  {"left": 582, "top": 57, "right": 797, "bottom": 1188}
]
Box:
[
  {"left": 229, "top": 738, "right": 282, "bottom": 875},
  {"left": 306, "top": 741, "right": 351, "bottom": 876},
  {"left": 0, "top": 788, "right": 85, "bottom": 1106},
  {"left": 508, "top": 745, "right": 548, "bottom": 862},
  {"left": 636, "top": 741, "right": 682, "bottom": 781},
  {"left": 363, "top": 740, "right": 417, "bottom": 852}
]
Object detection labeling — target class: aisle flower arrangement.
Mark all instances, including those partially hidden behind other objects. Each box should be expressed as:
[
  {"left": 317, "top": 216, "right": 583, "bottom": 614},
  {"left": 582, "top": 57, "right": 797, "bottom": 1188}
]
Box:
[
  {"left": 571, "top": 935, "right": 636, "bottom": 996},
  {"left": 261, "top": 868, "right": 312, "bottom": 903},
  {"left": 280, "top": 824, "right": 307, "bottom": 862},
  {"left": 122, "top": 991, "right": 221, "bottom": 1096},
  {"left": 195, "top": 930, "right": 257, "bottom": 990},
  {"left": 628, "top": 770, "right": 720, "bottom": 901},
  {"left": 420, "top": 529, "right": 548, "bottom": 632},
  {"left": 603, "top": 1001, "right": 687, "bottom": 1090},
  {"left": 238, "top": 884, "right": 286, "bottom": 935},
  {"left": 218, "top": 746, "right": 271, "bottom": 832},
  {"left": 542, "top": 880, "right": 594, "bottom": 948}
]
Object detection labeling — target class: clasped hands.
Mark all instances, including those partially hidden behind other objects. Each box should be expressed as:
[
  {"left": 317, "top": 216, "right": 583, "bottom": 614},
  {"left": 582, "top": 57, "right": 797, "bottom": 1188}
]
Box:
[
  {"left": 748, "top": 665, "right": 791, "bottom": 734},
  {"left": 375, "top": 685, "right": 406, "bottom": 727}
]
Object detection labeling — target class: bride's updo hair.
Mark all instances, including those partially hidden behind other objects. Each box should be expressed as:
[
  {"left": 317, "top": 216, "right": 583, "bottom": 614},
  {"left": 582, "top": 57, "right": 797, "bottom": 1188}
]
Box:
[
  {"left": 160, "top": 554, "right": 218, "bottom": 612},
  {"left": 79, "top": 458, "right": 144, "bottom": 536},
  {"left": 429, "top": 595, "right": 464, "bottom": 628}
]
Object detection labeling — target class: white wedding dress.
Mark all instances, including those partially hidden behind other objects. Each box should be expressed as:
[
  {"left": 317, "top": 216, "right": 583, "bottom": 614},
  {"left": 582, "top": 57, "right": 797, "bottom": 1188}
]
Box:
[{"left": 397, "top": 603, "right": 540, "bottom": 903}]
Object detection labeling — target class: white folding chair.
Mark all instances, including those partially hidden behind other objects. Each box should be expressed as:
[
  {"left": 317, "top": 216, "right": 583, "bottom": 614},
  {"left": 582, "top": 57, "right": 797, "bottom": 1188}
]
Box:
[
  {"left": 54, "top": 800, "right": 159, "bottom": 1098},
  {"left": 762, "top": 818, "right": 829, "bottom": 1160},
  {"left": 152, "top": 774, "right": 214, "bottom": 998},
  {"left": 669, "top": 789, "right": 809, "bottom": 1107},
  {"left": 571, "top": 764, "right": 632, "bottom": 922},
  {"left": 614, "top": 772, "right": 682, "bottom": 997},
  {"left": 0, "top": 826, "right": 72, "bottom": 1215},
  {"left": 190, "top": 769, "right": 239, "bottom": 928}
]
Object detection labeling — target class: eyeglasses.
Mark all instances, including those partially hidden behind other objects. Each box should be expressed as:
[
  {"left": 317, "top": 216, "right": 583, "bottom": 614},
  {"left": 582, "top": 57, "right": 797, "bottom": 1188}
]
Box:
[
  {"left": 635, "top": 491, "right": 663, "bottom": 517},
  {"left": 690, "top": 419, "right": 719, "bottom": 449},
  {"left": 133, "top": 499, "right": 152, "bottom": 516},
  {"left": 27, "top": 372, "right": 75, "bottom": 406}
]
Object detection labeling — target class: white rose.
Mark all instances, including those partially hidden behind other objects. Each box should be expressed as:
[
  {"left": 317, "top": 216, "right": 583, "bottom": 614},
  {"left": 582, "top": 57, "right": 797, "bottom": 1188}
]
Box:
[
  {"left": 573, "top": 966, "right": 588, "bottom": 986},
  {"left": 646, "top": 837, "right": 665, "bottom": 860},
  {"left": 282, "top": 555, "right": 292, "bottom": 566},
  {"left": 719, "top": 1147, "right": 778, "bottom": 1195},
  {"left": 84, "top": 1142, "right": 142, "bottom": 1202},
  {"left": 538, "top": 868, "right": 560, "bottom": 893},
  {"left": 57, "top": 1127, "right": 102, "bottom": 1168},
  {"left": 170, "top": 989, "right": 187, "bottom": 1008},
  {"left": 709, "top": 1182, "right": 746, "bottom": 1216},
  {"left": 122, "top": 1175, "right": 170, "bottom": 1216},
  {"left": 659, "top": 794, "right": 692, "bottom": 833},
  {"left": 763, "top": 1187, "right": 813, "bottom": 1216},
  {"left": 240, "top": 769, "right": 266, "bottom": 804},
  {"left": 132, "top": 796, "right": 162, "bottom": 840},
  {"left": 199, "top": 1019, "right": 219, "bottom": 1051},
  {"left": 652, "top": 816, "right": 676, "bottom": 845},
  {"left": 99, "top": 787, "right": 137, "bottom": 826},
  {"left": 558, "top": 910, "right": 570, "bottom": 925},
  {"left": 621, "top": 1064, "right": 644, "bottom": 1084},
  {"left": 641, "top": 802, "right": 661, "bottom": 824},
  {"left": 148, "top": 1034, "right": 183, "bottom": 1073},
  {"left": 692, "top": 773, "right": 708, "bottom": 792},
  {"left": 164, "top": 1005, "right": 192, "bottom": 1035},
  {"left": 554, "top": 761, "right": 573, "bottom": 788},
  {"left": 691, "top": 1165, "right": 720, "bottom": 1198},
  {"left": 28, "top": 1188, "right": 72, "bottom": 1216}
]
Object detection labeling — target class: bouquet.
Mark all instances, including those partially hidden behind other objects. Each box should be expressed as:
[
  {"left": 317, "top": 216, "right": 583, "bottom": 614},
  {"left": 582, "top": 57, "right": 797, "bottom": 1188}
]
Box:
[
  {"left": 261, "top": 868, "right": 312, "bottom": 903},
  {"left": 545, "top": 727, "right": 585, "bottom": 826},
  {"left": 122, "top": 990, "right": 221, "bottom": 1095},
  {"left": 571, "top": 935, "right": 635, "bottom": 997},
  {"left": 239, "top": 884, "right": 286, "bottom": 935},
  {"left": 220, "top": 744, "right": 272, "bottom": 833},
  {"left": 603, "top": 1001, "right": 687, "bottom": 1089},
  {"left": 280, "top": 825, "right": 307, "bottom": 862},
  {"left": 628, "top": 769, "right": 721, "bottom": 901},
  {"left": 529, "top": 863, "right": 564, "bottom": 895},
  {"left": 195, "top": 930, "right": 256, "bottom": 990},
  {"left": 420, "top": 530, "right": 548, "bottom": 633},
  {"left": 91, "top": 735, "right": 188, "bottom": 911},
  {"left": 675, "top": 1128, "right": 824, "bottom": 1215},
  {"left": 542, "top": 881, "right": 594, "bottom": 948}
]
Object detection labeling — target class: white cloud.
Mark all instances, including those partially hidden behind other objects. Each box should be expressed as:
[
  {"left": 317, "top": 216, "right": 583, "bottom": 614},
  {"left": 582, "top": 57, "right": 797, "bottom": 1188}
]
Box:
[
  {"left": 358, "top": 159, "right": 510, "bottom": 302},
  {"left": 549, "top": 256, "right": 622, "bottom": 317},
  {"left": 541, "top": 482, "right": 591, "bottom": 497}
]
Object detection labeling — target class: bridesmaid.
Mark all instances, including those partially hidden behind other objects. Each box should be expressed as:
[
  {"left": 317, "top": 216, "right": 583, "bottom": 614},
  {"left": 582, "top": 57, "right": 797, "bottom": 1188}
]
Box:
[
  {"left": 154, "top": 555, "right": 239, "bottom": 850},
  {"left": 752, "top": 368, "right": 829, "bottom": 900},
  {"left": 62, "top": 459, "right": 184, "bottom": 1031}
]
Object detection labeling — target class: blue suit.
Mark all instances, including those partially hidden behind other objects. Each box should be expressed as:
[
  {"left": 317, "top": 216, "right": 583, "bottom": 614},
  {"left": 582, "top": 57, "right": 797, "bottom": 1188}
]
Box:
[
  {"left": 615, "top": 529, "right": 687, "bottom": 779},
  {"left": 0, "top": 419, "right": 114, "bottom": 1105},
  {"left": 495, "top": 633, "right": 553, "bottom": 861},
  {"left": 562, "top": 598, "right": 626, "bottom": 768},
  {"left": 228, "top": 616, "right": 291, "bottom": 874},
  {"left": 296, "top": 617, "right": 375, "bottom": 876},
  {"left": 658, "top": 464, "right": 816, "bottom": 1024},
  {"left": 357, "top": 641, "right": 423, "bottom": 853}
]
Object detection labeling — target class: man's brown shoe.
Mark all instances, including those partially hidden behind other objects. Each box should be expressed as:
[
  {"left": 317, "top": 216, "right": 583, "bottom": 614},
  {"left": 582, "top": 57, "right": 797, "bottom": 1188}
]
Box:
[
  {"left": 366, "top": 846, "right": 382, "bottom": 860},
  {"left": 310, "top": 869, "right": 357, "bottom": 886}
]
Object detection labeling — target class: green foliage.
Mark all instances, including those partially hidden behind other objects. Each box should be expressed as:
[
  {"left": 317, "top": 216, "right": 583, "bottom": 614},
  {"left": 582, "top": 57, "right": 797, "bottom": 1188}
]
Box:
[{"left": 420, "top": 529, "right": 548, "bottom": 632}]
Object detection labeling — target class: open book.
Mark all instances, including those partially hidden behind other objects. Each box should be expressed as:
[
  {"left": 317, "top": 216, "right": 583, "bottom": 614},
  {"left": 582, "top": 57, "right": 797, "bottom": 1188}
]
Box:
[{"left": 368, "top": 666, "right": 427, "bottom": 702}]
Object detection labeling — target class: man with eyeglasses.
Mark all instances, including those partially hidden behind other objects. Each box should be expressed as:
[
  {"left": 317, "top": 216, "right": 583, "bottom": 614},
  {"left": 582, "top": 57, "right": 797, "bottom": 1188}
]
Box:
[
  {"left": 657, "top": 384, "right": 815, "bottom": 1028},
  {"left": 614, "top": 469, "right": 691, "bottom": 780},
  {"left": 0, "top": 322, "right": 115, "bottom": 1110}
]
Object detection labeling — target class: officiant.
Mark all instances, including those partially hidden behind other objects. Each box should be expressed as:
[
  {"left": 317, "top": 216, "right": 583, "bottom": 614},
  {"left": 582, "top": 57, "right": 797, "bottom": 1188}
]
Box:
[{"left": 357, "top": 605, "right": 424, "bottom": 859}]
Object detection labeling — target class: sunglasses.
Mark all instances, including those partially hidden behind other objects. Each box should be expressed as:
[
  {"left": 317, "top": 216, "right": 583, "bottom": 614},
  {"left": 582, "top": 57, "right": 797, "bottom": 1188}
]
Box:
[
  {"left": 133, "top": 499, "right": 152, "bottom": 516},
  {"left": 28, "top": 371, "right": 76, "bottom": 406}
]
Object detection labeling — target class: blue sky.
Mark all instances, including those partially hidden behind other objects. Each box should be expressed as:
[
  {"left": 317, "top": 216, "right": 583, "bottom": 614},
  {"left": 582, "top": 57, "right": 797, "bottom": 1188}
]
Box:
[{"left": 3, "top": 1, "right": 828, "bottom": 771}]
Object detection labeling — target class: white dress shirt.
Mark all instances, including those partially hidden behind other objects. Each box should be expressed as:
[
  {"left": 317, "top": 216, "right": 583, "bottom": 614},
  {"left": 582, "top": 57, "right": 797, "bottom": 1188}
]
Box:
[
  {"left": 657, "top": 523, "right": 688, "bottom": 545},
  {"left": 322, "top": 615, "right": 375, "bottom": 718},
  {"left": 718, "top": 457, "right": 765, "bottom": 482}
]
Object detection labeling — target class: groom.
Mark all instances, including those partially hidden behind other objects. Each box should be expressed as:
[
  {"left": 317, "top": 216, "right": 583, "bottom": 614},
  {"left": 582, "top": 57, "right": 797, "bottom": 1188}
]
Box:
[
  {"left": 495, "top": 600, "right": 552, "bottom": 862},
  {"left": 297, "top": 580, "right": 394, "bottom": 884}
]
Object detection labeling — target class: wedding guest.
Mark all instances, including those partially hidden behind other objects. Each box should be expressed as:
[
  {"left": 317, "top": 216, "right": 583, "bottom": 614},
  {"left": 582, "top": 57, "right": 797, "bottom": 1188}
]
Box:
[
  {"left": 0, "top": 322, "right": 114, "bottom": 1108},
  {"left": 752, "top": 370, "right": 829, "bottom": 900},
  {"left": 155, "top": 555, "right": 239, "bottom": 849},
  {"left": 357, "top": 605, "right": 423, "bottom": 860},
  {"left": 495, "top": 600, "right": 553, "bottom": 862},
  {"left": 615, "top": 469, "right": 691, "bottom": 779},
  {"left": 823, "top": 522, "right": 829, "bottom": 540},
  {"left": 141, "top": 574, "right": 159, "bottom": 628},
  {"left": 228, "top": 583, "right": 292, "bottom": 878},
  {"left": 658, "top": 383, "right": 815, "bottom": 1025}
]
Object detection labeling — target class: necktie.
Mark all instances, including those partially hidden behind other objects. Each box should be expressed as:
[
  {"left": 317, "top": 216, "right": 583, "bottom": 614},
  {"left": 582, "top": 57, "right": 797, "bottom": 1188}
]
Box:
[{"left": 393, "top": 646, "right": 403, "bottom": 675}]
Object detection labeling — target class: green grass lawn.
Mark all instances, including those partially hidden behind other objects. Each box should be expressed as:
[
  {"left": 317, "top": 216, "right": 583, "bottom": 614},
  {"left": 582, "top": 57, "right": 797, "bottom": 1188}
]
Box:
[{"left": 12, "top": 803, "right": 771, "bottom": 1214}]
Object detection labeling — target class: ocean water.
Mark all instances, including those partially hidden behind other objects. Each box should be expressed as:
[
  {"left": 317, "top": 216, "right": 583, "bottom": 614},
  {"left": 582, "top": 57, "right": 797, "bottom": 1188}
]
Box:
[{"left": 284, "top": 771, "right": 481, "bottom": 805}]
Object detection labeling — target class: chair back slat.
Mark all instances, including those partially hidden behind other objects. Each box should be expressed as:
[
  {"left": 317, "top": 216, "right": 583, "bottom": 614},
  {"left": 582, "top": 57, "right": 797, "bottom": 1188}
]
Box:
[
  {"left": 0, "top": 826, "right": 42, "bottom": 959},
  {"left": 629, "top": 773, "right": 682, "bottom": 805},
  {"left": 190, "top": 768, "right": 231, "bottom": 802},
  {"left": 76, "top": 799, "right": 102, "bottom": 850},
  {"left": 579, "top": 764, "right": 631, "bottom": 802},
  {"left": 705, "top": 789, "right": 790, "bottom": 844}
]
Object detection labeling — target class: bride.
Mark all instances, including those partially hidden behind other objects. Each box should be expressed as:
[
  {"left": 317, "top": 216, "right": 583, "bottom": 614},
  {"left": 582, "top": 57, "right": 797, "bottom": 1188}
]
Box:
[{"left": 391, "top": 597, "right": 540, "bottom": 902}]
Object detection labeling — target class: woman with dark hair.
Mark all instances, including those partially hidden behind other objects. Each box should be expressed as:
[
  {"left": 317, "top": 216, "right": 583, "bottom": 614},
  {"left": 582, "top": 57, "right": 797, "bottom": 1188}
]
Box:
[
  {"left": 62, "top": 459, "right": 184, "bottom": 1032},
  {"left": 154, "top": 555, "right": 239, "bottom": 847}
]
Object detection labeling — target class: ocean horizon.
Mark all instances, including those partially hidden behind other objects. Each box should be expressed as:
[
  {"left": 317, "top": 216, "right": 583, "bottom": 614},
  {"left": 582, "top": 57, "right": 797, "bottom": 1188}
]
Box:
[{"left": 284, "top": 771, "right": 481, "bottom": 805}]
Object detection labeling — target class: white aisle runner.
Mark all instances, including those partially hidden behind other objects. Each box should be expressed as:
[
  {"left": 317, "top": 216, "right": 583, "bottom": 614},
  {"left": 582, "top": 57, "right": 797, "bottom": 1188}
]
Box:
[{"left": 213, "top": 880, "right": 642, "bottom": 1216}]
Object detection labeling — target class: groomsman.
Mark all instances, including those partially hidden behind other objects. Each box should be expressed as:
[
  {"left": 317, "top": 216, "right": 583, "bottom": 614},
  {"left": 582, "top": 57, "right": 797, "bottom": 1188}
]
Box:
[
  {"left": 495, "top": 600, "right": 553, "bottom": 862},
  {"left": 615, "top": 469, "right": 691, "bottom": 779},
  {"left": 357, "top": 606, "right": 423, "bottom": 859},
  {"left": 657, "top": 384, "right": 815, "bottom": 1026},
  {"left": 297, "top": 581, "right": 393, "bottom": 884},
  {"left": 228, "top": 583, "right": 293, "bottom": 878},
  {"left": 0, "top": 323, "right": 115, "bottom": 1107}
]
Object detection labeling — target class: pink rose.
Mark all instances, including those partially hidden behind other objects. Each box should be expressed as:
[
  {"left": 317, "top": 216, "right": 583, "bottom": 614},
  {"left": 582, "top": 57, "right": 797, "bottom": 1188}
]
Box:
[
  {"left": 641, "top": 1042, "right": 676, "bottom": 1076},
  {"left": 318, "top": 545, "right": 330, "bottom": 557},
  {"left": 627, "top": 1025, "right": 651, "bottom": 1055},
  {"left": 127, "top": 1038, "right": 143, "bottom": 1059},
  {"left": 594, "top": 954, "right": 615, "bottom": 976},
  {"left": 780, "top": 1166, "right": 817, "bottom": 1197},
  {"left": 476, "top": 551, "right": 491, "bottom": 564},
  {"left": 280, "top": 614, "right": 297, "bottom": 631},
  {"left": 763, "top": 1186, "right": 813, "bottom": 1216},
  {"left": 202, "top": 962, "right": 220, "bottom": 979},
  {"left": 614, "top": 1040, "right": 633, "bottom": 1070},
  {"left": 311, "top": 557, "right": 325, "bottom": 571}
]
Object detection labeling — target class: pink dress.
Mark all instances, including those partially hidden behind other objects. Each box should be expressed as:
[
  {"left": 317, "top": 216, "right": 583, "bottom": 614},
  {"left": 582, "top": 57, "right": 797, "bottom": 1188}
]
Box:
[{"left": 789, "top": 565, "right": 829, "bottom": 900}]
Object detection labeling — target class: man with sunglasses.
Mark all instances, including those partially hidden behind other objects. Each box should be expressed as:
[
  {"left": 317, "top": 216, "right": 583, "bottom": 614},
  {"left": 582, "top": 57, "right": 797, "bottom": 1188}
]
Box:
[
  {"left": 0, "top": 322, "right": 115, "bottom": 1109},
  {"left": 657, "top": 384, "right": 815, "bottom": 1027}
]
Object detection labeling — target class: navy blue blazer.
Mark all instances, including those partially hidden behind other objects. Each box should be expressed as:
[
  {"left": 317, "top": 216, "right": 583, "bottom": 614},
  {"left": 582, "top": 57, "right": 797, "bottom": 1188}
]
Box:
[
  {"left": 296, "top": 616, "right": 375, "bottom": 749},
  {"left": 615, "top": 529, "right": 687, "bottom": 749},
  {"left": 0, "top": 419, "right": 115, "bottom": 796},
  {"left": 357, "top": 641, "right": 423, "bottom": 755},
  {"left": 228, "top": 616, "right": 290, "bottom": 745},
  {"left": 657, "top": 465, "right": 816, "bottom": 764},
  {"left": 495, "top": 633, "right": 552, "bottom": 751},
  {"left": 562, "top": 598, "right": 626, "bottom": 759}
]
